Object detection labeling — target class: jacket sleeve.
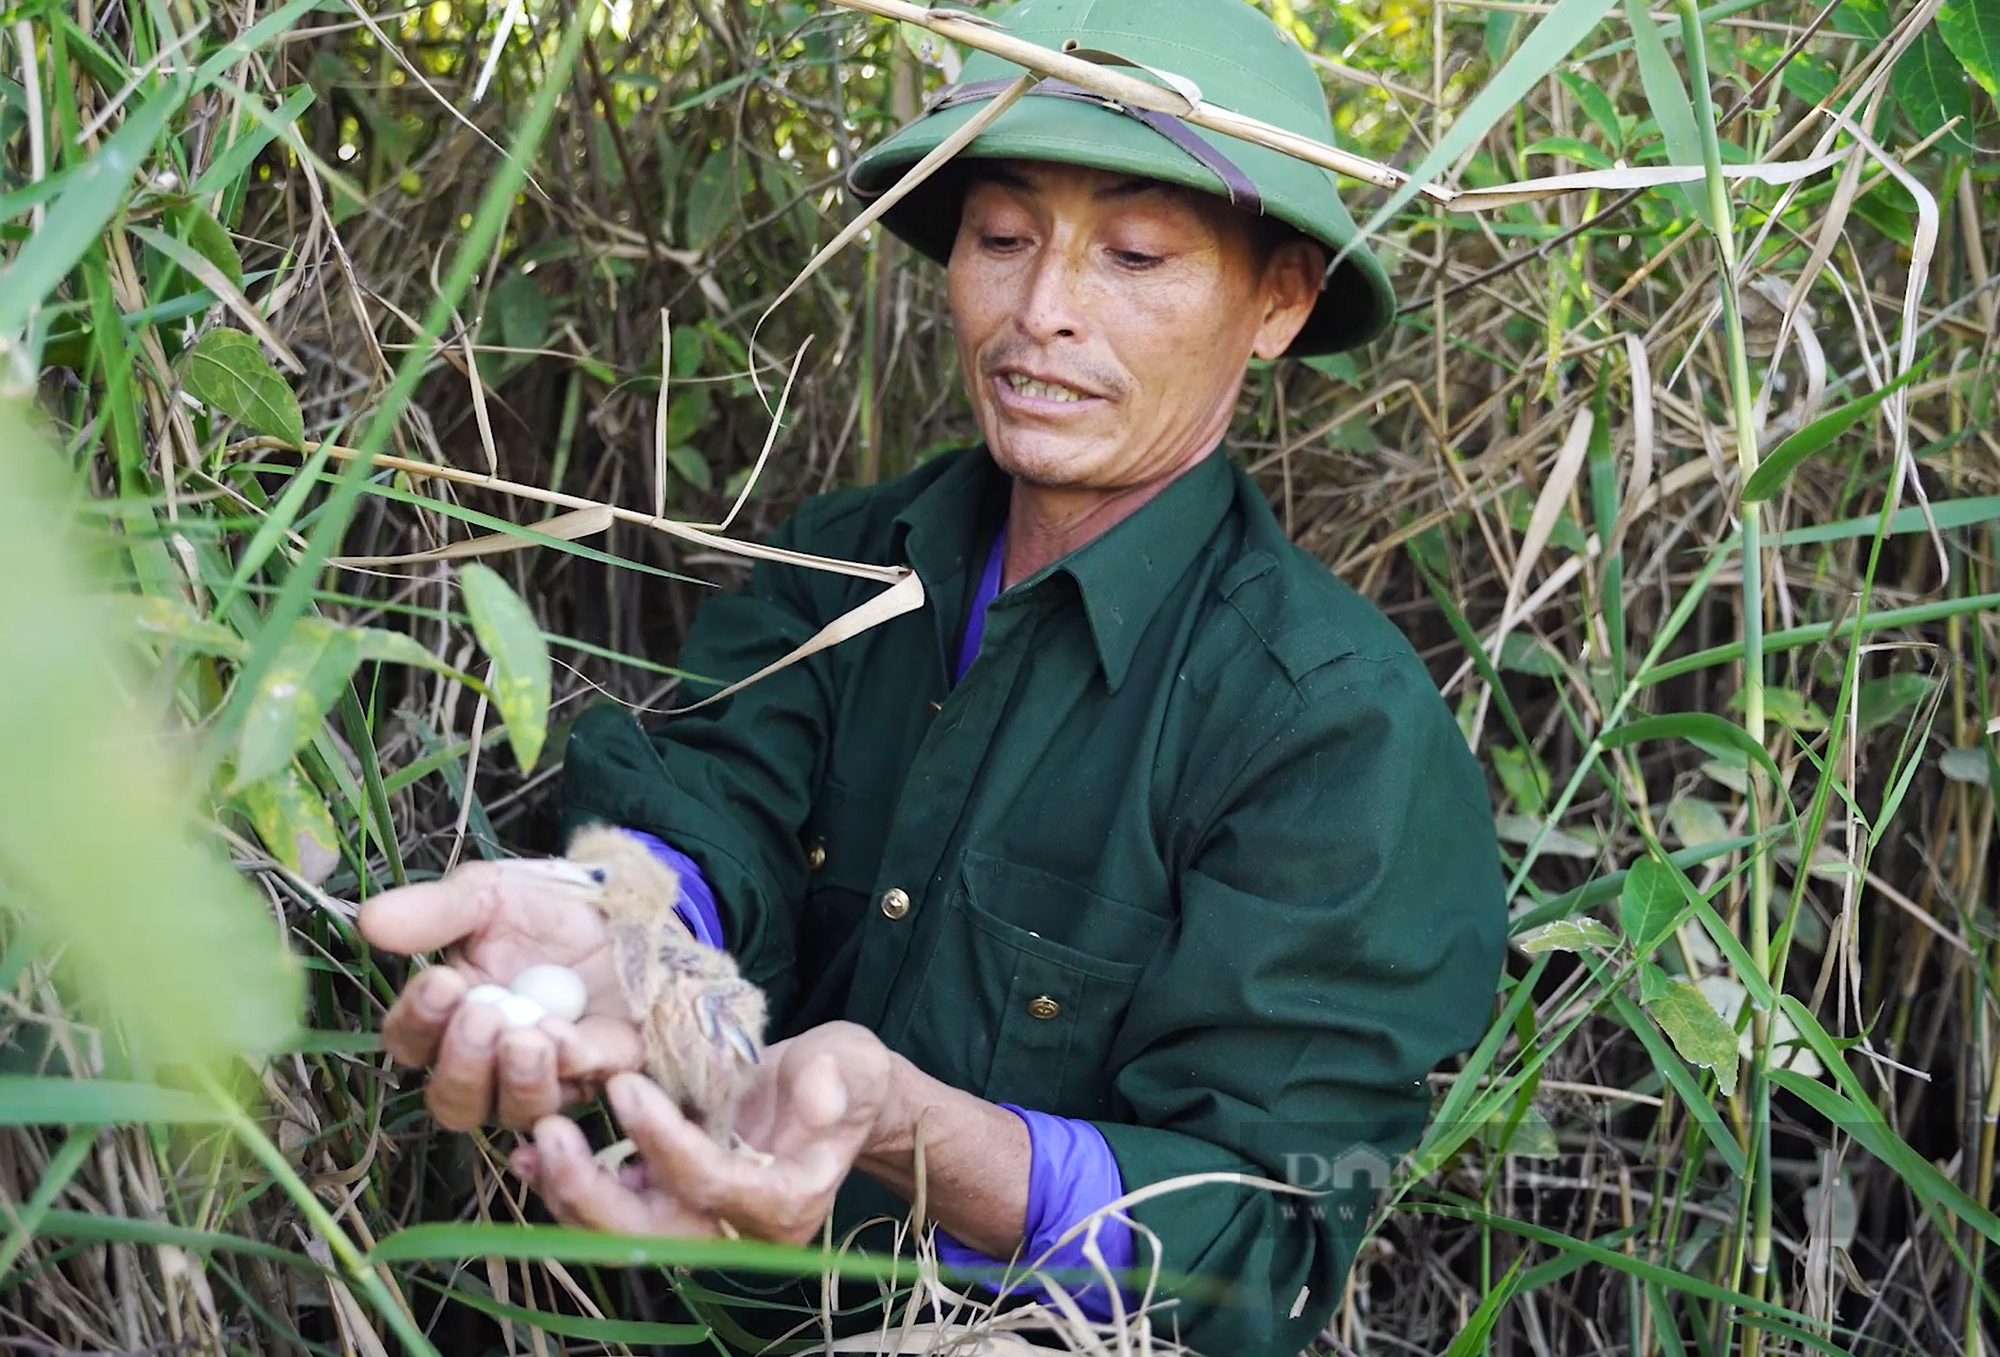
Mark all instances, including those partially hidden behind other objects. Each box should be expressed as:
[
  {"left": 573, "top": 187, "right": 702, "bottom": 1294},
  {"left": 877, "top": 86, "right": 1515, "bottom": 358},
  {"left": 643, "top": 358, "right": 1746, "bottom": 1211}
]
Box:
[
  {"left": 1092, "top": 651, "right": 1506, "bottom": 1357},
  {"left": 558, "top": 504, "right": 854, "bottom": 1015}
]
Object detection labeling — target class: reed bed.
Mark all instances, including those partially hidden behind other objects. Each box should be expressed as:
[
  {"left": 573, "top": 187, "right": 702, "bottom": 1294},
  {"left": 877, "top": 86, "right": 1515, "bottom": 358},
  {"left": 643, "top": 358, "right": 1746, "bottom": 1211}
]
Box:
[{"left": 1, "top": 0, "right": 1997, "bottom": 1352}]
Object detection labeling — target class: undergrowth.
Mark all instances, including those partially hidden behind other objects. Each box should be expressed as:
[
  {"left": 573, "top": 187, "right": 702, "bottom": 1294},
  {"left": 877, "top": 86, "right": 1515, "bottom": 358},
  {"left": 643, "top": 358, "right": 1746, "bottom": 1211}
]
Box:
[{"left": 2, "top": 0, "right": 1998, "bottom": 1352}]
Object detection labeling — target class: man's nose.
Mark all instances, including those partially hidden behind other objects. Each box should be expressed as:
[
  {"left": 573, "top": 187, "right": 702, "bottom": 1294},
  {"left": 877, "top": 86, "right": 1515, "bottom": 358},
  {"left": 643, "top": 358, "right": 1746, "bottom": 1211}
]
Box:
[{"left": 1015, "top": 246, "right": 1088, "bottom": 342}]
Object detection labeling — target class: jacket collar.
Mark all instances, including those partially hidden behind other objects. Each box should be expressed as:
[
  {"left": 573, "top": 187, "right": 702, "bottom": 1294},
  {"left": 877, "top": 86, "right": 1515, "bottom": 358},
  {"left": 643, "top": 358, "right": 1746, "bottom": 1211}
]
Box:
[{"left": 894, "top": 445, "right": 1235, "bottom": 693}]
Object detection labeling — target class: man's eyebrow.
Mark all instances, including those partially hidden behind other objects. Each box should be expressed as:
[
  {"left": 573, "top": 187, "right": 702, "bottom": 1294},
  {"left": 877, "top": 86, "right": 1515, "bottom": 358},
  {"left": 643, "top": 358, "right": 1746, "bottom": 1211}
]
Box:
[
  {"left": 1092, "top": 176, "right": 1177, "bottom": 202},
  {"left": 969, "top": 165, "right": 1037, "bottom": 192}
]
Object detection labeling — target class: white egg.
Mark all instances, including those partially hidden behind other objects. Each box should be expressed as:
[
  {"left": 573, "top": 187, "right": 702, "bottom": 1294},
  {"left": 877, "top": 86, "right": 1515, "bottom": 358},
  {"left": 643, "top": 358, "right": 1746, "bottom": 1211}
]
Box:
[
  {"left": 494, "top": 993, "right": 548, "bottom": 1029},
  {"left": 509, "top": 964, "right": 588, "bottom": 1023},
  {"left": 463, "top": 983, "right": 515, "bottom": 1009}
]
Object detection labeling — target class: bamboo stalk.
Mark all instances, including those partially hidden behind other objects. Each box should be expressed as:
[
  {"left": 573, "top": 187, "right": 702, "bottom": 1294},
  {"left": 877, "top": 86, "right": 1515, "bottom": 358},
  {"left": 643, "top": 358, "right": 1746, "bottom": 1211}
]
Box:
[
  {"left": 1675, "top": 3, "right": 1776, "bottom": 1353},
  {"left": 820, "top": 0, "right": 1433, "bottom": 198}
]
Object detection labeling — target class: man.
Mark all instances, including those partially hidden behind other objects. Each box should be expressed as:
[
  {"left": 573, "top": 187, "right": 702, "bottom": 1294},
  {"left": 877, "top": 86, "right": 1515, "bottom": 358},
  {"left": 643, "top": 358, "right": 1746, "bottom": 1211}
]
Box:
[{"left": 357, "top": 0, "right": 1506, "bottom": 1352}]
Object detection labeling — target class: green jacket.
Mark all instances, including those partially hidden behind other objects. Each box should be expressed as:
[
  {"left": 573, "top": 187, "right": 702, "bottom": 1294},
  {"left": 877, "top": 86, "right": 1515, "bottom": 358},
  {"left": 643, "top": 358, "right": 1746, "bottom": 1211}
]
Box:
[{"left": 562, "top": 445, "right": 1505, "bottom": 1355}]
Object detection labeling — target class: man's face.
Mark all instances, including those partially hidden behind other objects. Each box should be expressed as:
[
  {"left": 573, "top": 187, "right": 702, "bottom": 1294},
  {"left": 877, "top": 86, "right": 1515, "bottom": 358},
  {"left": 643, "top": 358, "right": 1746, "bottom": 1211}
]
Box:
[{"left": 945, "top": 160, "right": 1321, "bottom": 494}]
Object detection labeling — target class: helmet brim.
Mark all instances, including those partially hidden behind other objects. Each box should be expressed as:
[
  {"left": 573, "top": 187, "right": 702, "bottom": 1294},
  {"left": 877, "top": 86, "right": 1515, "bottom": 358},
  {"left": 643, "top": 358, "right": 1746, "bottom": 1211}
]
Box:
[{"left": 850, "top": 90, "right": 1396, "bottom": 356}]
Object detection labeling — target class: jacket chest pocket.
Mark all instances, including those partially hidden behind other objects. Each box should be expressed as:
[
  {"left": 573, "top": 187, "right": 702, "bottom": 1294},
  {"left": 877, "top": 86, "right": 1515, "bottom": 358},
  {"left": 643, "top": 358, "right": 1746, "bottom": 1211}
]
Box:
[{"left": 899, "top": 851, "right": 1158, "bottom": 1120}]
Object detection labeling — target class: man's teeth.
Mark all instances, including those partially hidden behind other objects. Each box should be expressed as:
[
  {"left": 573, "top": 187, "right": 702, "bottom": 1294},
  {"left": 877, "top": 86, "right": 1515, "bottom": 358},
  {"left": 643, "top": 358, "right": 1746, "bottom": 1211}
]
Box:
[{"left": 1004, "top": 373, "right": 1084, "bottom": 402}]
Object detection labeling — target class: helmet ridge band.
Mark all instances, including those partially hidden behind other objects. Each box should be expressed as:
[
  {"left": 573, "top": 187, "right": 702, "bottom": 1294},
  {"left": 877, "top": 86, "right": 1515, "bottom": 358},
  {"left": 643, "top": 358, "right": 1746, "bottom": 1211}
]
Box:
[{"left": 919, "top": 76, "right": 1264, "bottom": 214}]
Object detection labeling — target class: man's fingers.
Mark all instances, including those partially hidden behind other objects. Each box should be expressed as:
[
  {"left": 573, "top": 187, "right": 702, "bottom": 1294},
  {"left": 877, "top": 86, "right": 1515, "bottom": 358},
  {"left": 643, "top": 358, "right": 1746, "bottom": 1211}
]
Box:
[
  {"left": 528, "top": 1114, "right": 673, "bottom": 1235},
  {"left": 495, "top": 1029, "right": 565, "bottom": 1129},
  {"left": 604, "top": 1073, "right": 841, "bottom": 1240},
  {"left": 379, "top": 965, "right": 469, "bottom": 1068},
  {"left": 426, "top": 1000, "right": 505, "bottom": 1131},
  {"left": 550, "top": 1016, "right": 645, "bottom": 1086},
  {"left": 605, "top": 1074, "right": 735, "bottom": 1205},
  {"left": 356, "top": 869, "right": 510, "bottom": 956}
]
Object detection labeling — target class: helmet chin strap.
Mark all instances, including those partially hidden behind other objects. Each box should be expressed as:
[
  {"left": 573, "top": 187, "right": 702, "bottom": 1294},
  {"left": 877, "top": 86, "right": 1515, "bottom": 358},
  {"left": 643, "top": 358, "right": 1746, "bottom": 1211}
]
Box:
[{"left": 922, "top": 76, "right": 1265, "bottom": 216}]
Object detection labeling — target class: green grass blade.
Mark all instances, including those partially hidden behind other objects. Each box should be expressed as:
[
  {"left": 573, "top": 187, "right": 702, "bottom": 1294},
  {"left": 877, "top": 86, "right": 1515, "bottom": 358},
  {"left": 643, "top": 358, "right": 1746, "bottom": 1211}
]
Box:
[
  {"left": 1743, "top": 356, "right": 1936, "bottom": 502},
  {"left": 0, "top": 80, "right": 187, "bottom": 334},
  {"left": 0, "top": 1076, "right": 225, "bottom": 1125}
]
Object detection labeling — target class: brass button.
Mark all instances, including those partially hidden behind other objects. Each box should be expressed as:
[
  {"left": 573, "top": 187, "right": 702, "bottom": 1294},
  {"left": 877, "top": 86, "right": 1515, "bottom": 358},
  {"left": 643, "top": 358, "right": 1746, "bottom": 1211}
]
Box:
[
  {"left": 806, "top": 840, "right": 827, "bottom": 871},
  {"left": 1026, "top": 995, "right": 1061, "bottom": 1021},
  {"left": 879, "top": 888, "right": 912, "bottom": 920}
]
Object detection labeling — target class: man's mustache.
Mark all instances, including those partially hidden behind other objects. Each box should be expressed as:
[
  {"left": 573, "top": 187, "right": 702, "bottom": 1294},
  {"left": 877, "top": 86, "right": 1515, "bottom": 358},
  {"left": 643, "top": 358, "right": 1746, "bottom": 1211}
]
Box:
[{"left": 978, "top": 342, "right": 1126, "bottom": 400}]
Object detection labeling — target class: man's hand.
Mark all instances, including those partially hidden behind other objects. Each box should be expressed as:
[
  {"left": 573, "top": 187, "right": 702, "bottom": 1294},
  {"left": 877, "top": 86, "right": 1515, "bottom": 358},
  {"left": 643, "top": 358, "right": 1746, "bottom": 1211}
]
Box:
[
  {"left": 512, "top": 1022, "right": 893, "bottom": 1244},
  {"left": 357, "top": 861, "right": 646, "bottom": 1131}
]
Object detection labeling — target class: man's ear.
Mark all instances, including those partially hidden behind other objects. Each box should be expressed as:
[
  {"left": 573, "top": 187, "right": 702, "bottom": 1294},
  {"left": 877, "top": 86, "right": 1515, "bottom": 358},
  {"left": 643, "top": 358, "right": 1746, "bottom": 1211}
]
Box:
[{"left": 1250, "top": 239, "right": 1326, "bottom": 361}]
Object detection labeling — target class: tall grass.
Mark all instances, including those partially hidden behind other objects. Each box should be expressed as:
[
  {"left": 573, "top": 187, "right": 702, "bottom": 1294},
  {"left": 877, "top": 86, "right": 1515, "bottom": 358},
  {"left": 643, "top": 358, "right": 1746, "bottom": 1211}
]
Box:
[{"left": 2, "top": 0, "right": 1997, "bottom": 1351}]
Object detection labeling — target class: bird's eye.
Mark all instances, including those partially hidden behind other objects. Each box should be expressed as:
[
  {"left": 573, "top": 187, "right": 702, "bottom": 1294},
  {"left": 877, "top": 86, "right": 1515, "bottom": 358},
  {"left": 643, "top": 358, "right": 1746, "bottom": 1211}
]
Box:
[{"left": 587, "top": 866, "right": 608, "bottom": 885}]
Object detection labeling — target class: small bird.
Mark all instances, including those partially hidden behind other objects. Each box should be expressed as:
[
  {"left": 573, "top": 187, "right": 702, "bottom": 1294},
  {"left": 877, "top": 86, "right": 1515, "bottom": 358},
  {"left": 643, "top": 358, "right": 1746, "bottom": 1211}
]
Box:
[{"left": 564, "top": 825, "right": 768, "bottom": 1149}]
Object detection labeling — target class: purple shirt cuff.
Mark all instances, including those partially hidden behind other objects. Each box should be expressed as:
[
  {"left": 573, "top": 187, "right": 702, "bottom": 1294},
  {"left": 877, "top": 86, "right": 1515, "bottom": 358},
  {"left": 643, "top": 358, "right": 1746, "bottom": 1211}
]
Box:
[
  {"left": 934, "top": 1105, "right": 1135, "bottom": 1321},
  {"left": 621, "top": 829, "right": 724, "bottom": 950}
]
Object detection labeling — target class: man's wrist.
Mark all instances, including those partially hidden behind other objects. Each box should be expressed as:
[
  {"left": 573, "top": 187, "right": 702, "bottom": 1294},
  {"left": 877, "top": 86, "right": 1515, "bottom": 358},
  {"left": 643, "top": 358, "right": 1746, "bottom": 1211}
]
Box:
[{"left": 854, "top": 1047, "right": 920, "bottom": 1175}]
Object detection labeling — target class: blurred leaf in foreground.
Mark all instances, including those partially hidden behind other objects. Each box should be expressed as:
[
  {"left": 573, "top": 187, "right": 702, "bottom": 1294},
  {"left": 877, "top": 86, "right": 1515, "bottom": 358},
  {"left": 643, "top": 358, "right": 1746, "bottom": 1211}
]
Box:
[
  {"left": 0, "top": 400, "right": 301, "bottom": 1073},
  {"left": 459, "top": 562, "right": 552, "bottom": 772}
]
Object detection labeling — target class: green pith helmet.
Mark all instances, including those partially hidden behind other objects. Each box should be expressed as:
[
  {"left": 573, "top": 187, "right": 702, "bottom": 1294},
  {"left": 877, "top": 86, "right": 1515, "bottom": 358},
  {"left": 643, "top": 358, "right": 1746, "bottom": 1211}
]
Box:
[{"left": 848, "top": 0, "right": 1396, "bottom": 355}]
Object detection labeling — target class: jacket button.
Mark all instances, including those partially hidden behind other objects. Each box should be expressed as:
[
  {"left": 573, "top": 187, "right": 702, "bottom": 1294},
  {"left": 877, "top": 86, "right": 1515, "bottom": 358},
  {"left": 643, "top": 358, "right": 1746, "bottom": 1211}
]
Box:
[
  {"left": 879, "top": 888, "right": 912, "bottom": 920},
  {"left": 1026, "top": 995, "right": 1061, "bottom": 1021},
  {"left": 806, "top": 840, "right": 827, "bottom": 871}
]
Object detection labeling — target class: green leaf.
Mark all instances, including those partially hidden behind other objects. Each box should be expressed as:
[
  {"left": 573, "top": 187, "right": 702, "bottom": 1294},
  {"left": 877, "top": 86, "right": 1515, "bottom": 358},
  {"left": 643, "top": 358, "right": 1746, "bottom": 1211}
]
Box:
[
  {"left": 1498, "top": 631, "right": 1566, "bottom": 677},
  {"left": 1745, "top": 356, "right": 1935, "bottom": 503},
  {"left": 670, "top": 324, "right": 707, "bottom": 378},
  {"left": 1557, "top": 71, "right": 1625, "bottom": 152},
  {"left": 1832, "top": 0, "right": 1890, "bottom": 40},
  {"left": 1492, "top": 744, "right": 1550, "bottom": 815},
  {"left": 1776, "top": 1065, "right": 2000, "bottom": 1249},
  {"left": 231, "top": 618, "right": 361, "bottom": 792},
  {"left": 413, "top": 1279, "right": 709, "bottom": 1345},
  {"left": 667, "top": 444, "right": 713, "bottom": 493},
  {"left": 1302, "top": 351, "right": 1361, "bottom": 385},
  {"left": 1858, "top": 672, "right": 1936, "bottom": 731},
  {"left": 1516, "top": 918, "right": 1619, "bottom": 955},
  {"left": 125, "top": 592, "right": 245, "bottom": 657},
  {"left": 1780, "top": 52, "right": 1838, "bottom": 105},
  {"left": 1940, "top": 746, "right": 1991, "bottom": 784},
  {"left": 1350, "top": 0, "right": 1621, "bottom": 246},
  {"left": 1413, "top": 1200, "right": 1849, "bottom": 1355},
  {"left": 1666, "top": 796, "right": 1730, "bottom": 848},
  {"left": 0, "top": 83, "right": 188, "bottom": 335},
  {"left": 30, "top": 1209, "right": 312, "bottom": 1270},
  {"left": 683, "top": 149, "right": 735, "bottom": 252},
  {"left": 0, "top": 404, "right": 301, "bottom": 1070},
  {"left": 1640, "top": 963, "right": 1740, "bottom": 1096},
  {"left": 1618, "top": 854, "right": 1680, "bottom": 951},
  {"left": 353, "top": 624, "right": 463, "bottom": 678},
  {"left": 492, "top": 270, "right": 548, "bottom": 353},
  {"left": 459, "top": 563, "right": 552, "bottom": 772},
  {"left": 1520, "top": 136, "right": 1616, "bottom": 170},
  {"left": 0, "top": 1076, "right": 223, "bottom": 1126},
  {"left": 1776, "top": 996, "right": 2000, "bottom": 1248},
  {"left": 1493, "top": 1103, "right": 1561, "bottom": 1158},
  {"left": 1892, "top": 27, "right": 1977, "bottom": 153},
  {"left": 663, "top": 386, "right": 711, "bottom": 446},
  {"left": 1622, "top": 0, "right": 1710, "bottom": 228},
  {"left": 371, "top": 1222, "right": 917, "bottom": 1282},
  {"left": 1939, "top": 0, "right": 2000, "bottom": 98},
  {"left": 1442, "top": 1257, "right": 1526, "bottom": 1357},
  {"left": 182, "top": 328, "right": 306, "bottom": 449},
  {"left": 194, "top": 85, "right": 315, "bottom": 196},
  {"left": 236, "top": 763, "right": 341, "bottom": 882},
  {"left": 1730, "top": 684, "right": 1828, "bottom": 732},
  {"left": 1611, "top": 991, "right": 1749, "bottom": 1177},
  {"left": 1600, "top": 712, "right": 1785, "bottom": 797},
  {"left": 173, "top": 203, "right": 243, "bottom": 288}
]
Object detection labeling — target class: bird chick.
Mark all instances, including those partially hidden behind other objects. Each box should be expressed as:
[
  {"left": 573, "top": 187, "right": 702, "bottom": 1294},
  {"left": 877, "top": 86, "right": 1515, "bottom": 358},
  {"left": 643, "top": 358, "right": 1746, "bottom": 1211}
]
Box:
[{"left": 565, "top": 825, "right": 767, "bottom": 1149}]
